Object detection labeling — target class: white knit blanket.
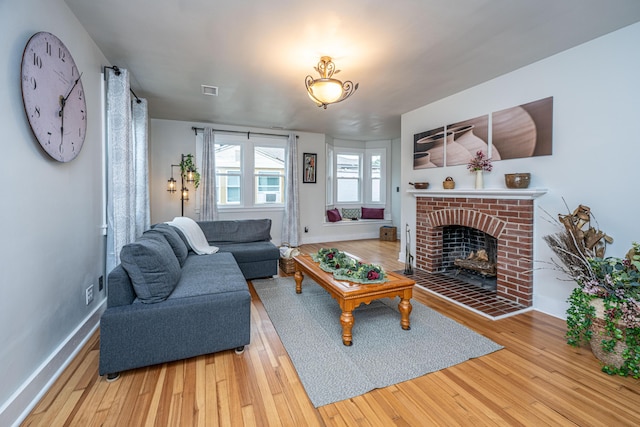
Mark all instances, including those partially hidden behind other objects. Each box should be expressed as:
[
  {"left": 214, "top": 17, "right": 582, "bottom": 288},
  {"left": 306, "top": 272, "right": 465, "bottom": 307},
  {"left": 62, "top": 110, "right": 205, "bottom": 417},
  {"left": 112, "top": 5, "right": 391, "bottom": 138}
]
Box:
[{"left": 167, "top": 217, "right": 218, "bottom": 255}]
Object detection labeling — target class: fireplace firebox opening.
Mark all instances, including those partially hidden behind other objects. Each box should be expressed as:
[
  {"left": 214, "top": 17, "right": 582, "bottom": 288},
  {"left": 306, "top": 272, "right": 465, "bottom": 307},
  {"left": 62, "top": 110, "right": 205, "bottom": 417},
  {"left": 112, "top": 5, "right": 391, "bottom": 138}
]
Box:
[{"left": 441, "top": 225, "right": 498, "bottom": 291}]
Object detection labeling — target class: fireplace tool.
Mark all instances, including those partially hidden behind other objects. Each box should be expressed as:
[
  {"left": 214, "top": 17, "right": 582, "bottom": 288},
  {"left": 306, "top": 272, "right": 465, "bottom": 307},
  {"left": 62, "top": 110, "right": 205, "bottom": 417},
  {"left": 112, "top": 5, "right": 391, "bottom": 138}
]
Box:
[{"left": 404, "top": 223, "right": 414, "bottom": 275}]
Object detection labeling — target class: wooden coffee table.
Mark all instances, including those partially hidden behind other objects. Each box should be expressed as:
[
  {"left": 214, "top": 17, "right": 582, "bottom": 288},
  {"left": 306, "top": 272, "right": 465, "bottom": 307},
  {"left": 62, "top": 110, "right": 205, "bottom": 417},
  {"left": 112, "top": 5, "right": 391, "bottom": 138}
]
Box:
[{"left": 293, "top": 254, "right": 415, "bottom": 346}]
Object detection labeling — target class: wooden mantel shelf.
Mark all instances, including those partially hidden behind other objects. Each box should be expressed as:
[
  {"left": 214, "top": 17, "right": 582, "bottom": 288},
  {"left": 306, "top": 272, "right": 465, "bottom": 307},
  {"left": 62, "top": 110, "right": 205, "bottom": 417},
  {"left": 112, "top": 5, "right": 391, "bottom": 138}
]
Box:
[{"left": 407, "top": 188, "right": 548, "bottom": 200}]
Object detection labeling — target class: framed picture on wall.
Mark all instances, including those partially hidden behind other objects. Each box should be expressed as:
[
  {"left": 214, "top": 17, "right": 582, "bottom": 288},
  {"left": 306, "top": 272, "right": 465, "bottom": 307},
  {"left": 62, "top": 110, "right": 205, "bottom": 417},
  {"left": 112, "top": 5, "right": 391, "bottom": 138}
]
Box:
[{"left": 303, "top": 152, "right": 317, "bottom": 183}]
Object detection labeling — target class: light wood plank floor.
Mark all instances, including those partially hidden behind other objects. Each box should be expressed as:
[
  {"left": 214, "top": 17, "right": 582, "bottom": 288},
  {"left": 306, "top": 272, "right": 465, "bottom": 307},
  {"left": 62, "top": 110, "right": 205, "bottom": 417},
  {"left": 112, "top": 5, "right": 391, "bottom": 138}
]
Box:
[{"left": 22, "top": 239, "right": 640, "bottom": 426}]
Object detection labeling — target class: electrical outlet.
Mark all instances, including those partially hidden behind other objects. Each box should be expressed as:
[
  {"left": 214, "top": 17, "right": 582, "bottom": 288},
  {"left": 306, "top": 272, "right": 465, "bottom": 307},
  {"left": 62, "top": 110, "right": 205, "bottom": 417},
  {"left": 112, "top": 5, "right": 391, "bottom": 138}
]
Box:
[
  {"left": 98, "top": 275, "right": 104, "bottom": 291},
  {"left": 86, "top": 285, "right": 94, "bottom": 305}
]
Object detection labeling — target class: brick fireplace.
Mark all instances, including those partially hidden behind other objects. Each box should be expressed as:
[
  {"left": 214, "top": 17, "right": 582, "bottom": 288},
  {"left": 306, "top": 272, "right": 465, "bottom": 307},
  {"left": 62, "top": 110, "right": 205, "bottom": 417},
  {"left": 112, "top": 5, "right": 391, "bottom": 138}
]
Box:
[{"left": 413, "top": 190, "right": 545, "bottom": 307}]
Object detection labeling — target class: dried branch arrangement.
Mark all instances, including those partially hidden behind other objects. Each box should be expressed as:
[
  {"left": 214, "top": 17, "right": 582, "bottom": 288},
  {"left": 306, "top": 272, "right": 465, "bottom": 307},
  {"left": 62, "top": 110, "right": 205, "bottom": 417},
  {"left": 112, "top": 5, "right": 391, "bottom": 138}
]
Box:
[{"left": 542, "top": 203, "right": 613, "bottom": 284}]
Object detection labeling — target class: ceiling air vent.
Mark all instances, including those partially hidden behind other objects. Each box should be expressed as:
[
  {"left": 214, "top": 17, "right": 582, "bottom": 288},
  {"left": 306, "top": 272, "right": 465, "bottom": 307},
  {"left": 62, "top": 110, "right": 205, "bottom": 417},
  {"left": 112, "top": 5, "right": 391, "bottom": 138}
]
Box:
[{"left": 201, "top": 85, "right": 218, "bottom": 96}]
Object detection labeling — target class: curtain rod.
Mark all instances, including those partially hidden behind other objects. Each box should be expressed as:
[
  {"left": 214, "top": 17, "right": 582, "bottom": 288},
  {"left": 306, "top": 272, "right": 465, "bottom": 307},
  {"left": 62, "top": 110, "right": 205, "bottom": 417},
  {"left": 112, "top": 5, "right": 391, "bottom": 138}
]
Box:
[
  {"left": 191, "top": 126, "right": 297, "bottom": 139},
  {"left": 103, "top": 66, "right": 142, "bottom": 104}
]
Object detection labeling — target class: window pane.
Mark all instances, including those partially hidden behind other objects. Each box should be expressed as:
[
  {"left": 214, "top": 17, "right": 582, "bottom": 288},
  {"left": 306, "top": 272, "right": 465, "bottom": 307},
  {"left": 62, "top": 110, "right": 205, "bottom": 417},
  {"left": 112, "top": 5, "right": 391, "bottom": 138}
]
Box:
[
  {"left": 371, "top": 154, "right": 381, "bottom": 179},
  {"left": 216, "top": 144, "right": 241, "bottom": 168},
  {"left": 255, "top": 173, "right": 283, "bottom": 203},
  {"left": 337, "top": 178, "right": 360, "bottom": 202},
  {"left": 337, "top": 154, "right": 360, "bottom": 178},
  {"left": 215, "top": 144, "right": 242, "bottom": 206},
  {"left": 254, "top": 146, "right": 285, "bottom": 204},
  {"left": 371, "top": 178, "right": 381, "bottom": 202}
]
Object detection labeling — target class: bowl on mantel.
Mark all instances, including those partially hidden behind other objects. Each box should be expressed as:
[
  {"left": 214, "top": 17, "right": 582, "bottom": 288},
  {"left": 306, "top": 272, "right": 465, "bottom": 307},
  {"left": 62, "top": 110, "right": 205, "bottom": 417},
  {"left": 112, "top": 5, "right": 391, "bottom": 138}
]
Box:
[
  {"left": 504, "top": 173, "right": 531, "bottom": 189},
  {"left": 409, "top": 182, "right": 429, "bottom": 190}
]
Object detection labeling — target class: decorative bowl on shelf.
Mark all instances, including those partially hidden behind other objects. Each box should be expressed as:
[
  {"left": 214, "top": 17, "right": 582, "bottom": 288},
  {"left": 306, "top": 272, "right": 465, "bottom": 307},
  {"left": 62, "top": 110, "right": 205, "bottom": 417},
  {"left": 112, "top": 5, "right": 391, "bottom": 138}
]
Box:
[
  {"left": 505, "top": 173, "right": 531, "bottom": 189},
  {"left": 409, "top": 182, "right": 429, "bottom": 189}
]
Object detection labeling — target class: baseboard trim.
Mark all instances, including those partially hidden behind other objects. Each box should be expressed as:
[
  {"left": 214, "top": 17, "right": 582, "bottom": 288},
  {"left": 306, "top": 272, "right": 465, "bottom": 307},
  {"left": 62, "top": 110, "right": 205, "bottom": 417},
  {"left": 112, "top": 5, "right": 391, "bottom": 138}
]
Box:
[{"left": 0, "top": 300, "right": 106, "bottom": 427}]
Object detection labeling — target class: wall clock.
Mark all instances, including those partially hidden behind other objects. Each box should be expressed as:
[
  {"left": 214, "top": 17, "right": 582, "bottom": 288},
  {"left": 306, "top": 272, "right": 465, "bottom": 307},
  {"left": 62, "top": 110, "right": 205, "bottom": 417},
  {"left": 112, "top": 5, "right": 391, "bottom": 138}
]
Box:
[{"left": 21, "top": 32, "right": 87, "bottom": 162}]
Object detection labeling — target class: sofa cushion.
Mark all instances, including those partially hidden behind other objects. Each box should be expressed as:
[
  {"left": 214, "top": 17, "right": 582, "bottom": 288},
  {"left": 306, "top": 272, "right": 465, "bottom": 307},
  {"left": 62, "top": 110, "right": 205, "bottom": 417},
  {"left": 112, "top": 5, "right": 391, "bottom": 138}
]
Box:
[
  {"left": 169, "top": 252, "right": 248, "bottom": 300},
  {"left": 326, "top": 208, "right": 342, "bottom": 222},
  {"left": 120, "top": 234, "right": 181, "bottom": 303},
  {"left": 362, "top": 207, "right": 384, "bottom": 219},
  {"left": 152, "top": 223, "right": 189, "bottom": 266},
  {"left": 216, "top": 241, "right": 280, "bottom": 264},
  {"left": 198, "top": 219, "right": 272, "bottom": 244}
]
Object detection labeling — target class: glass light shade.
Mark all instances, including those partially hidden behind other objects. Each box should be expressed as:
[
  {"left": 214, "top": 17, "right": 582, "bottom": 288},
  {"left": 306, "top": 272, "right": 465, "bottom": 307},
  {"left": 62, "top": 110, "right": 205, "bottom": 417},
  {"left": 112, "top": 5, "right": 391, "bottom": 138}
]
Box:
[
  {"left": 167, "top": 177, "right": 177, "bottom": 193},
  {"left": 181, "top": 187, "right": 189, "bottom": 201},
  {"left": 186, "top": 169, "right": 195, "bottom": 183},
  {"left": 309, "top": 79, "right": 344, "bottom": 104}
]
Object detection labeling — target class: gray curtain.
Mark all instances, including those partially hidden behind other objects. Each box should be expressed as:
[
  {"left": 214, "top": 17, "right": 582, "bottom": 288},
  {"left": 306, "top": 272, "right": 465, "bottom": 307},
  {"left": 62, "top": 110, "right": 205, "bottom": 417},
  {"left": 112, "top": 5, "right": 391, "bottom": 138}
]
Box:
[
  {"left": 281, "top": 133, "right": 300, "bottom": 246},
  {"left": 106, "top": 67, "right": 150, "bottom": 273},
  {"left": 199, "top": 127, "right": 218, "bottom": 221}
]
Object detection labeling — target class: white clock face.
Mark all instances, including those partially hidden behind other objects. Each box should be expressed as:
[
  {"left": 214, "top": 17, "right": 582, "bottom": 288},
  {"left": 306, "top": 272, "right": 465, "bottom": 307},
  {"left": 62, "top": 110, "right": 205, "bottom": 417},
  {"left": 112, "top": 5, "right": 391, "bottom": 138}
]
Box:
[{"left": 21, "top": 32, "right": 87, "bottom": 162}]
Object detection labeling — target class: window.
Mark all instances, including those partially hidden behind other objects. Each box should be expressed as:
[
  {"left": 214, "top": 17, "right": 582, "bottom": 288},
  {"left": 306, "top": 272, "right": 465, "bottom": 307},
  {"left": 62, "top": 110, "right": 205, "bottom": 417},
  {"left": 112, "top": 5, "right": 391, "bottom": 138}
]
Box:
[
  {"left": 254, "top": 146, "right": 285, "bottom": 205},
  {"left": 336, "top": 152, "right": 362, "bottom": 203},
  {"left": 215, "top": 144, "right": 242, "bottom": 206},
  {"left": 366, "top": 150, "right": 385, "bottom": 204},
  {"left": 327, "top": 143, "right": 388, "bottom": 217},
  {"left": 196, "top": 134, "right": 286, "bottom": 209}
]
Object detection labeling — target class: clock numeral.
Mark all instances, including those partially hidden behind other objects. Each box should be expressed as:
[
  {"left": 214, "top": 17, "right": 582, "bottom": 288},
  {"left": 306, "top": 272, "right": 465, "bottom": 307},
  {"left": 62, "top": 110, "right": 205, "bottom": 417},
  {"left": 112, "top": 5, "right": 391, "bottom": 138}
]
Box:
[
  {"left": 59, "top": 48, "right": 66, "bottom": 62},
  {"left": 81, "top": 109, "right": 86, "bottom": 120},
  {"left": 29, "top": 76, "right": 37, "bottom": 90},
  {"left": 33, "top": 52, "right": 42, "bottom": 68},
  {"left": 33, "top": 106, "right": 41, "bottom": 118},
  {"left": 46, "top": 42, "right": 52, "bottom": 56},
  {"left": 47, "top": 132, "right": 52, "bottom": 145}
]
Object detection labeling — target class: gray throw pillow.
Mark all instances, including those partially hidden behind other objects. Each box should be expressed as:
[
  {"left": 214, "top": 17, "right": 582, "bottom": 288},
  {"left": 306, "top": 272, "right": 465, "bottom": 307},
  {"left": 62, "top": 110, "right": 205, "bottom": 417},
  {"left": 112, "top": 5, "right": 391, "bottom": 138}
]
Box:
[
  {"left": 148, "top": 223, "right": 189, "bottom": 266},
  {"left": 120, "top": 234, "right": 181, "bottom": 303}
]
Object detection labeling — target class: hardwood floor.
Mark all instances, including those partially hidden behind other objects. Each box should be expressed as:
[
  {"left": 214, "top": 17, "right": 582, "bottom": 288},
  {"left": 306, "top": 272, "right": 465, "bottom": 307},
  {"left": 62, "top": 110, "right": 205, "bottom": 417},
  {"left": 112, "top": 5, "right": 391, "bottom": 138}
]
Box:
[{"left": 21, "top": 239, "right": 640, "bottom": 426}]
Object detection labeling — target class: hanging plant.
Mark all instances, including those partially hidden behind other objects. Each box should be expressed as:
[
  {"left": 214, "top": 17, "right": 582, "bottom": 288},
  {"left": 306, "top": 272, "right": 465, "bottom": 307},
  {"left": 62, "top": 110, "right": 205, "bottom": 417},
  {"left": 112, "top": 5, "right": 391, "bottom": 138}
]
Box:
[{"left": 180, "top": 154, "right": 200, "bottom": 189}]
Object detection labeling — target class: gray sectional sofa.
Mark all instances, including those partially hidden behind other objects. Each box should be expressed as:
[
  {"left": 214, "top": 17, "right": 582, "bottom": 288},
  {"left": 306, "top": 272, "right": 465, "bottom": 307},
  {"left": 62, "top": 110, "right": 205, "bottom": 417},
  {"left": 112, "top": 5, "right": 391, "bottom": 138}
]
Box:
[{"left": 99, "top": 218, "right": 279, "bottom": 379}]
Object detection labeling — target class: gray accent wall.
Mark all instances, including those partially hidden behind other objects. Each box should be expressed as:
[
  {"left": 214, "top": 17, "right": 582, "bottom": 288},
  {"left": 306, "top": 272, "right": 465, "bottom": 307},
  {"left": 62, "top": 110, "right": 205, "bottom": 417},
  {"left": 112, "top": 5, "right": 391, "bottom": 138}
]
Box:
[{"left": 1, "top": 0, "right": 108, "bottom": 424}]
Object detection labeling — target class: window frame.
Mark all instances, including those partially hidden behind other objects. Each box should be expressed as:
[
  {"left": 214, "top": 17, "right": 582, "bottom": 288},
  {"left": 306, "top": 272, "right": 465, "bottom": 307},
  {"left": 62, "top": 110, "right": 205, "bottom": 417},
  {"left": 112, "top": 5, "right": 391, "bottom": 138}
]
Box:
[{"left": 197, "top": 133, "right": 287, "bottom": 212}]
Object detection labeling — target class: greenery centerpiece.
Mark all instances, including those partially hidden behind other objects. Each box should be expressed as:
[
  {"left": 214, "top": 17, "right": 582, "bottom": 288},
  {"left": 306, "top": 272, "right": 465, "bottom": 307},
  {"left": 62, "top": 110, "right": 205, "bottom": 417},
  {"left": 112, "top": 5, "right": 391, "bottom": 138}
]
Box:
[
  {"left": 311, "top": 248, "right": 387, "bottom": 284},
  {"left": 543, "top": 203, "right": 640, "bottom": 378}
]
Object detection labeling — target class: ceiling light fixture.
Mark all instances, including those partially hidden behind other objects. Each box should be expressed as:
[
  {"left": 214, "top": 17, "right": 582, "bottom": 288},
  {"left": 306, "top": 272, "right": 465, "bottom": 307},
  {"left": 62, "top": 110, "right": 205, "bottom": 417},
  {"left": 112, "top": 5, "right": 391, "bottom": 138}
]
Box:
[{"left": 305, "top": 56, "right": 358, "bottom": 109}]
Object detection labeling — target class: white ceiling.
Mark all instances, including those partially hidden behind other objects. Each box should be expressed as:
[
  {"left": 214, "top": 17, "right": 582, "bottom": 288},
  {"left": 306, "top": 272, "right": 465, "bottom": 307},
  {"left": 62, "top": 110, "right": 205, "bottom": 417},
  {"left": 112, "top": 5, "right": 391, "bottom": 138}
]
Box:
[{"left": 65, "top": 0, "right": 640, "bottom": 140}]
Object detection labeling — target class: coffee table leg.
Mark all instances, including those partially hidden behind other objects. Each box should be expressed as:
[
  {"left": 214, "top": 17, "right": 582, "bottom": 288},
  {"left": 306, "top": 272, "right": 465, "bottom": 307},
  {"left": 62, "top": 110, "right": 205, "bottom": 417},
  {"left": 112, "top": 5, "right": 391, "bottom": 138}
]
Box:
[
  {"left": 294, "top": 270, "right": 303, "bottom": 294},
  {"left": 340, "top": 311, "right": 354, "bottom": 346},
  {"left": 399, "top": 298, "right": 412, "bottom": 330}
]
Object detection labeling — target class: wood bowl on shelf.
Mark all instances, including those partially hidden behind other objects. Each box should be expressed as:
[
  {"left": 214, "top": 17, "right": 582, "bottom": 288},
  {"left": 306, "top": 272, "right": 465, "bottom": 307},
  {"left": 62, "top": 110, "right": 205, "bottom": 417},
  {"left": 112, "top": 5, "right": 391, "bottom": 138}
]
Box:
[
  {"left": 504, "top": 173, "right": 531, "bottom": 189},
  {"left": 409, "top": 182, "right": 429, "bottom": 190}
]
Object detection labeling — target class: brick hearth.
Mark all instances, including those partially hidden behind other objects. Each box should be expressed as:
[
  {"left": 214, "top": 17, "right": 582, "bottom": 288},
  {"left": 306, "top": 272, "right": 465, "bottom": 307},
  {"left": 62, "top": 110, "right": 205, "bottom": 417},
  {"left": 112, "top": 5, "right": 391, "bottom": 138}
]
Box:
[{"left": 415, "top": 195, "right": 535, "bottom": 306}]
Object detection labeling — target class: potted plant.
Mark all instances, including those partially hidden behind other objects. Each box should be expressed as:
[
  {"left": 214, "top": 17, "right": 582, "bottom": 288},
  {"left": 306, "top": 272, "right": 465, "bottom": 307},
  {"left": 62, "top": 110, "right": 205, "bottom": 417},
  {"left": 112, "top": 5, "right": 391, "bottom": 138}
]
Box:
[
  {"left": 544, "top": 204, "right": 640, "bottom": 378},
  {"left": 180, "top": 154, "right": 200, "bottom": 189}
]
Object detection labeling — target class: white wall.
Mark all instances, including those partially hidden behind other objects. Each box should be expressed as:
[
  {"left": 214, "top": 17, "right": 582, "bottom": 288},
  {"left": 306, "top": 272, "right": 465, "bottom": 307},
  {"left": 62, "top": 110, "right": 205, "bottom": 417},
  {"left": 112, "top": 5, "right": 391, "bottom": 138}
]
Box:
[
  {"left": 401, "top": 22, "right": 640, "bottom": 319},
  {"left": 0, "top": 0, "right": 108, "bottom": 425},
  {"left": 150, "top": 119, "right": 396, "bottom": 245},
  {"left": 150, "top": 119, "right": 329, "bottom": 245}
]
